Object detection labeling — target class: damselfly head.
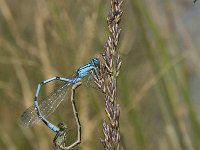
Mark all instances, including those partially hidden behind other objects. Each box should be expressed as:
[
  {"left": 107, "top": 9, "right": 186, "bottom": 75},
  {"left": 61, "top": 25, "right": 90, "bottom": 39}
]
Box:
[
  {"left": 91, "top": 58, "right": 100, "bottom": 68},
  {"left": 57, "top": 122, "right": 67, "bottom": 131}
]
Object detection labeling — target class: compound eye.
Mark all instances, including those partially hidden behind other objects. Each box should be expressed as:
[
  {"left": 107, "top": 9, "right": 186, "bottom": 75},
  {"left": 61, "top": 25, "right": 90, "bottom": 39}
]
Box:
[{"left": 91, "top": 58, "right": 100, "bottom": 67}]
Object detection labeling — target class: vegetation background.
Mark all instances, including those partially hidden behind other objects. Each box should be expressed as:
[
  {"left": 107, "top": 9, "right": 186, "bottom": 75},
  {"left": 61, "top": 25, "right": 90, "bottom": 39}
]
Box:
[{"left": 0, "top": 0, "right": 200, "bottom": 149}]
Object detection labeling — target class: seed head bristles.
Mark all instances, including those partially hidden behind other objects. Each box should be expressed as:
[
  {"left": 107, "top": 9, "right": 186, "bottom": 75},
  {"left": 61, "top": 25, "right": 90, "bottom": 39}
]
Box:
[{"left": 94, "top": 0, "right": 123, "bottom": 149}]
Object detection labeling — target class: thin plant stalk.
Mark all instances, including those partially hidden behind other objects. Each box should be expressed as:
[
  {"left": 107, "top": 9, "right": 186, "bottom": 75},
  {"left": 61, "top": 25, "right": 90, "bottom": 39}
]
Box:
[{"left": 94, "top": 0, "right": 123, "bottom": 149}]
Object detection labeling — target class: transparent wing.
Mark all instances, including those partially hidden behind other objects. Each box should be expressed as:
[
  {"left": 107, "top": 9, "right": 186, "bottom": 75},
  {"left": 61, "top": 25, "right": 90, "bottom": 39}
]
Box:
[{"left": 19, "top": 82, "right": 70, "bottom": 128}]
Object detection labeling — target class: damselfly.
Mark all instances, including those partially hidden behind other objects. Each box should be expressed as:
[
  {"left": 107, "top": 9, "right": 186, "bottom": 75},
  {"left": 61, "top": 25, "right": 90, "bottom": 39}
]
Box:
[
  {"left": 19, "top": 58, "right": 100, "bottom": 132},
  {"left": 53, "top": 82, "right": 81, "bottom": 150}
]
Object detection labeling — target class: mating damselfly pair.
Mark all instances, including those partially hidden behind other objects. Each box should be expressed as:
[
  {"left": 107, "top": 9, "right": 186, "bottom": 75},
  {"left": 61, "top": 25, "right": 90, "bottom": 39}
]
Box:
[{"left": 19, "top": 58, "right": 100, "bottom": 149}]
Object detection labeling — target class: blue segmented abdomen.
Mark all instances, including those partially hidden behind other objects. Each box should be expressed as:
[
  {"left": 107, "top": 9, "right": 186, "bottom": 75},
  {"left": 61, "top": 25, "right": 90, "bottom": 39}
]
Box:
[{"left": 19, "top": 82, "right": 70, "bottom": 127}]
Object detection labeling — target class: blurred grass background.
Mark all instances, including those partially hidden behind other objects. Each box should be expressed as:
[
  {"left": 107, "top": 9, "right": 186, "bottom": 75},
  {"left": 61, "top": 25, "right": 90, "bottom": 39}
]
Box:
[{"left": 0, "top": 0, "right": 200, "bottom": 149}]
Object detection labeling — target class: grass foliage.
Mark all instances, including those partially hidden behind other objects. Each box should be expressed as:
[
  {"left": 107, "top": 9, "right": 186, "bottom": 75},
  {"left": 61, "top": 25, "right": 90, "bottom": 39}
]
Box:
[{"left": 0, "top": 0, "right": 199, "bottom": 149}]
